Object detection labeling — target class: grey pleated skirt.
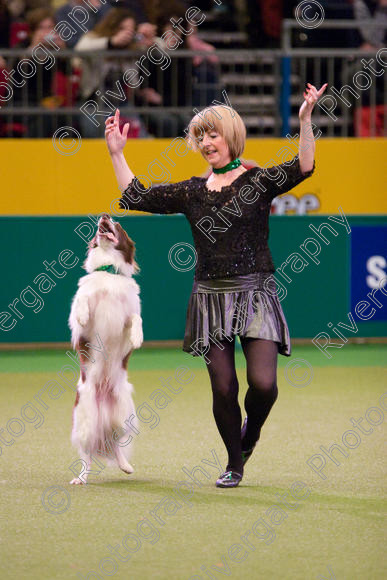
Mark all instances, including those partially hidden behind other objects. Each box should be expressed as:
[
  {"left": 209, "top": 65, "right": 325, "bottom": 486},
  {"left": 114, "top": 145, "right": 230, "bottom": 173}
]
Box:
[{"left": 182, "top": 272, "right": 291, "bottom": 358}]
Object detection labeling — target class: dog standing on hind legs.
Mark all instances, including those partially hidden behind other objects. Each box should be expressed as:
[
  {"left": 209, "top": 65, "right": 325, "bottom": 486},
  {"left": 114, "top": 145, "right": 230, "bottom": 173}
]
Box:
[{"left": 68, "top": 214, "right": 143, "bottom": 484}]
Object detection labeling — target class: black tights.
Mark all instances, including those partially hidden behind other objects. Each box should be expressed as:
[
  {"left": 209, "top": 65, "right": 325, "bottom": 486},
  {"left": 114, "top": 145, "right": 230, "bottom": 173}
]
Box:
[{"left": 206, "top": 337, "right": 278, "bottom": 474}]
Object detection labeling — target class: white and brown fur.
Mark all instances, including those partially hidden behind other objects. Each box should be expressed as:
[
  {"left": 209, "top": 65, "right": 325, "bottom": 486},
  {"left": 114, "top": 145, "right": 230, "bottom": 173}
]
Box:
[{"left": 68, "top": 214, "right": 142, "bottom": 484}]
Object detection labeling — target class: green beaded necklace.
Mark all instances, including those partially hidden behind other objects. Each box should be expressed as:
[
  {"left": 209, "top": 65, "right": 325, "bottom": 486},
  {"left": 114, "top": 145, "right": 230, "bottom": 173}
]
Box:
[{"left": 212, "top": 158, "right": 241, "bottom": 174}]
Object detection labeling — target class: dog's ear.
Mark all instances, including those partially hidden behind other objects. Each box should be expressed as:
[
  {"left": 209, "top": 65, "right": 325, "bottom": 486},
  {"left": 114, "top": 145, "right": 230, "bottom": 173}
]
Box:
[{"left": 115, "top": 223, "right": 140, "bottom": 273}]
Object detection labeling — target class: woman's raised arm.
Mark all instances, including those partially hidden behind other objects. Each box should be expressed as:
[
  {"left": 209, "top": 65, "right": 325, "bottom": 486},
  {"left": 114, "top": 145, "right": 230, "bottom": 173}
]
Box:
[
  {"left": 298, "top": 82, "right": 328, "bottom": 174},
  {"left": 105, "top": 109, "right": 135, "bottom": 192},
  {"left": 105, "top": 109, "right": 189, "bottom": 215}
]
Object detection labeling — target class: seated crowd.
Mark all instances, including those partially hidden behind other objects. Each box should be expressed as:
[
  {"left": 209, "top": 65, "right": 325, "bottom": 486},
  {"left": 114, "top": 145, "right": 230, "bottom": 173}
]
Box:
[
  {"left": 0, "top": 0, "right": 385, "bottom": 138},
  {"left": 0, "top": 0, "right": 220, "bottom": 137}
]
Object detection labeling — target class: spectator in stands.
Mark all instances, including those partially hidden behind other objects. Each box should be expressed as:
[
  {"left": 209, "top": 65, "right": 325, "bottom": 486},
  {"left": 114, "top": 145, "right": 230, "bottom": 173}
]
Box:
[
  {"left": 120, "top": 1, "right": 221, "bottom": 96},
  {"left": 142, "top": 3, "right": 194, "bottom": 137},
  {"left": 107, "top": 0, "right": 156, "bottom": 43},
  {"left": 141, "top": 0, "right": 218, "bottom": 62},
  {"left": 1, "top": 8, "right": 80, "bottom": 137},
  {"left": 74, "top": 7, "right": 160, "bottom": 137},
  {"left": 0, "top": 0, "right": 12, "bottom": 48},
  {"left": 141, "top": 0, "right": 221, "bottom": 137},
  {"left": 353, "top": 0, "right": 387, "bottom": 49},
  {"left": 246, "top": 0, "right": 283, "bottom": 48},
  {"left": 56, "top": 0, "right": 158, "bottom": 48},
  {"left": 116, "top": 0, "right": 218, "bottom": 64},
  {"left": 145, "top": 1, "right": 221, "bottom": 135},
  {"left": 352, "top": 0, "right": 387, "bottom": 135},
  {"left": 4, "top": 0, "right": 54, "bottom": 46},
  {"left": 55, "top": 0, "right": 112, "bottom": 47}
]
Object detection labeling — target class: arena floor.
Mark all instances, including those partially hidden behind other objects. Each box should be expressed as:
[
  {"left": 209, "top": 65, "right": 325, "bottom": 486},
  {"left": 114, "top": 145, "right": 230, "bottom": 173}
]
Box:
[{"left": 0, "top": 344, "right": 386, "bottom": 579}]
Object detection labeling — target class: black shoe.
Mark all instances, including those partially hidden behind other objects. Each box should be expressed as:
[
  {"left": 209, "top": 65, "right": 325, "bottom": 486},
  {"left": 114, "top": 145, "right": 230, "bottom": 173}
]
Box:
[
  {"left": 216, "top": 470, "right": 243, "bottom": 488},
  {"left": 241, "top": 417, "right": 256, "bottom": 466}
]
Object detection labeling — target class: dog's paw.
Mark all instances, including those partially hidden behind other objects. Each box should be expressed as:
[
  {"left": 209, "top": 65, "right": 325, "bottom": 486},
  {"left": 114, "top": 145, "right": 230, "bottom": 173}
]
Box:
[
  {"left": 75, "top": 297, "right": 89, "bottom": 327},
  {"left": 130, "top": 331, "right": 143, "bottom": 350},
  {"left": 119, "top": 462, "right": 134, "bottom": 475},
  {"left": 76, "top": 311, "right": 89, "bottom": 327},
  {"left": 129, "top": 314, "right": 143, "bottom": 349},
  {"left": 77, "top": 316, "right": 88, "bottom": 327},
  {"left": 69, "top": 477, "right": 86, "bottom": 485}
]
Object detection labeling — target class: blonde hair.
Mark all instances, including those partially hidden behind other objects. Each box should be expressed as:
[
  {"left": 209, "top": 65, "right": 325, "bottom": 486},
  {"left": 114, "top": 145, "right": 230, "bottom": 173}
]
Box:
[{"left": 186, "top": 105, "right": 246, "bottom": 160}]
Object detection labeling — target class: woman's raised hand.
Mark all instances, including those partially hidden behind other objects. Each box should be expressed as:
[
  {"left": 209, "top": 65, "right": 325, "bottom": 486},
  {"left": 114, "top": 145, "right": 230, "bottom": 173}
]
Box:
[
  {"left": 299, "top": 83, "right": 328, "bottom": 120},
  {"left": 105, "top": 109, "right": 130, "bottom": 156}
]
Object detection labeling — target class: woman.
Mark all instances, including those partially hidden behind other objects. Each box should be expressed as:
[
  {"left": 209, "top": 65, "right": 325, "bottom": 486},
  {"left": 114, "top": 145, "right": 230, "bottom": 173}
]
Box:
[{"left": 105, "top": 82, "right": 327, "bottom": 488}]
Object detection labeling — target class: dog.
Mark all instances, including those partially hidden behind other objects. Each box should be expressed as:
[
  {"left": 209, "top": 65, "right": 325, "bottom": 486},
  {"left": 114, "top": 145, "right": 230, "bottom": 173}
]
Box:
[{"left": 68, "top": 214, "right": 143, "bottom": 484}]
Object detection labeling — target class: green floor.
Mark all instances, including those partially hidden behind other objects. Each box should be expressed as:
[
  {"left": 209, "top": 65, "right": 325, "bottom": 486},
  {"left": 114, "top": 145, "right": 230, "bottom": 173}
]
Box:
[{"left": 0, "top": 345, "right": 386, "bottom": 579}]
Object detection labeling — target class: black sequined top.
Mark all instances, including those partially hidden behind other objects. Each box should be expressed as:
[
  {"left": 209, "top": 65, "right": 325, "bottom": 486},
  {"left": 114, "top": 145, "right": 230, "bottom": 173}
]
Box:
[{"left": 120, "top": 155, "right": 315, "bottom": 280}]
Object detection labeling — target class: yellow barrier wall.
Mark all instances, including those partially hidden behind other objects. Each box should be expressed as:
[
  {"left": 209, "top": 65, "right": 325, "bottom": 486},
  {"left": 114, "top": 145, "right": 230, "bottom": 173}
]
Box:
[{"left": 1, "top": 138, "right": 386, "bottom": 215}]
